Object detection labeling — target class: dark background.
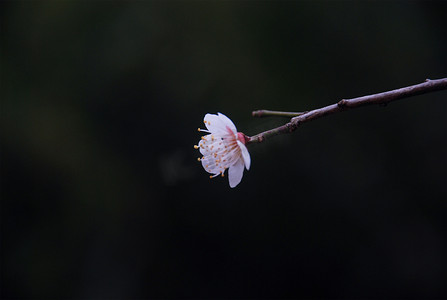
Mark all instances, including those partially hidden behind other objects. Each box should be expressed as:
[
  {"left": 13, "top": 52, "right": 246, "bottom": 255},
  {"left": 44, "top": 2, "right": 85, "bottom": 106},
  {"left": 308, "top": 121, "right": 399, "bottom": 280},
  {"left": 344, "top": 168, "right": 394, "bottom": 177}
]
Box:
[{"left": 1, "top": 1, "right": 446, "bottom": 298}]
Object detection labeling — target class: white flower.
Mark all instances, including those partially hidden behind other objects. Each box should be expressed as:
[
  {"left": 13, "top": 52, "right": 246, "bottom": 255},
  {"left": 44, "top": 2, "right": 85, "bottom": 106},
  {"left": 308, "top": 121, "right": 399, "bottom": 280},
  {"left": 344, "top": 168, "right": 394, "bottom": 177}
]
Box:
[{"left": 195, "top": 112, "right": 251, "bottom": 188}]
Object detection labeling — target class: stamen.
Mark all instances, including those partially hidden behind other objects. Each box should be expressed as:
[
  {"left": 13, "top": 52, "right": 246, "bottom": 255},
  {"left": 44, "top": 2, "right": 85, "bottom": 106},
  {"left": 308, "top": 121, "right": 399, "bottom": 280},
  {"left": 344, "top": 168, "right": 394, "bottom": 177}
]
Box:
[
  {"left": 209, "top": 173, "right": 220, "bottom": 179},
  {"left": 194, "top": 145, "right": 199, "bottom": 149},
  {"left": 197, "top": 157, "right": 201, "bottom": 161}
]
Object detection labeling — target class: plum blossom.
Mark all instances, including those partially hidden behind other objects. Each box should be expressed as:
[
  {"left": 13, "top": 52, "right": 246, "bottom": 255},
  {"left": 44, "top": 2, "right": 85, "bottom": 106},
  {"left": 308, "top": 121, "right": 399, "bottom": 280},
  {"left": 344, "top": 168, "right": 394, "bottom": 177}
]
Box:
[{"left": 195, "top": 113, "right": 250, "bottom": 188}]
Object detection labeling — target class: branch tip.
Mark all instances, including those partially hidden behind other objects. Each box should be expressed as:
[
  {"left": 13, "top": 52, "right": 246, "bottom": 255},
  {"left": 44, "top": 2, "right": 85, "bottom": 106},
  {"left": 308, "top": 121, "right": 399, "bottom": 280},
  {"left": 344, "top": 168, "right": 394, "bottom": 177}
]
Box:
[{"left": 252, "top": 110, "right": 261, "bottom": 117}]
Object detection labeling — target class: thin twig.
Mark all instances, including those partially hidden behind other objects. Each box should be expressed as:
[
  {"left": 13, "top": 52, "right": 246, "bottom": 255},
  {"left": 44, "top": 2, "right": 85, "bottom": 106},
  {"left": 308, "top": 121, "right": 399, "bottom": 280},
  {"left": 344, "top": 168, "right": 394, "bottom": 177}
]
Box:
[
  {"left": 247, "top": 78, "right": 447, "bottom": 144},
  {"left": 252, "top": 110, "right": 308, "bottom": 118}
]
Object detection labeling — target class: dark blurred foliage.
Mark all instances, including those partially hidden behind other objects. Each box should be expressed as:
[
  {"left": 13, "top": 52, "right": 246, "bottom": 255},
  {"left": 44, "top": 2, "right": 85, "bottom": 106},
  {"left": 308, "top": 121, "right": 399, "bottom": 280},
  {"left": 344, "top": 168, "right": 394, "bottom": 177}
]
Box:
[{"left": 1, "top": 1, "right": 446, "bottom": 298}]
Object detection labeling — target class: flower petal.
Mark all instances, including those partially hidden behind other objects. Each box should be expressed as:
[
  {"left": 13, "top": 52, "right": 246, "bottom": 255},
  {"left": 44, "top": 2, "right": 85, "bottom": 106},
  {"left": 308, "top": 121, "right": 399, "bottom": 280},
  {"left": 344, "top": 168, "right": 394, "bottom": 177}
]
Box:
[
  {"left": 237, "top": 140, "right": 251, "bottom": 170},
  {"left": 198, "top": 135, "right": 224, "bottom": 156},
  {"left": 204, "top": 113, "right": 237, "bottom": 136},
  {"left": 203, "top": 114, "right": 228, "bottom": 135},
  {"left": 201, "top": 155, "right": 222, "bottom": 175},
  {"left": 217, "top": 112, "right": 237, "bottom": 133},
  {"left": 228, "top": 158, "right": 244, "bottom": 188}
]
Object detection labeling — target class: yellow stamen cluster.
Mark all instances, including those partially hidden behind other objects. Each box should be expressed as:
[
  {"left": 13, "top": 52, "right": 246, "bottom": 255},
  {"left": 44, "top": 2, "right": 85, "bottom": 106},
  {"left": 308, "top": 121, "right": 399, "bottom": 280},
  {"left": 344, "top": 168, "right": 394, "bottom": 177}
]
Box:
[{"left": 196, "top": 130, "right": 240, "bottom": 179}]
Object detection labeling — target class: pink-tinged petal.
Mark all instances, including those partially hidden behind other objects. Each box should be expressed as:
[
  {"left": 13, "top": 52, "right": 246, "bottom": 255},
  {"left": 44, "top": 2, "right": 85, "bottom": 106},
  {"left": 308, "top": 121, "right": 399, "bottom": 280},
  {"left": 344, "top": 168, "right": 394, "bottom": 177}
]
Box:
[
  {"left": 228, "top": 158, "right": 244, "bottom": 188},
  {"left": 217, "top": 112, "right": 237, "bottom": 133},
  {"left": 237, "top": 140, "right": 251, "bottom": 170}
]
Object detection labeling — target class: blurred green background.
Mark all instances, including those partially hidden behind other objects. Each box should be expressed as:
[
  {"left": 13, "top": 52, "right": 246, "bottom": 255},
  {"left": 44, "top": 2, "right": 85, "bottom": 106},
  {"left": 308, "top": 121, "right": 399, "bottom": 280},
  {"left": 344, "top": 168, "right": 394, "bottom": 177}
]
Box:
[{"left": 1, "top": 1, "right": 446, "bottom": 298}]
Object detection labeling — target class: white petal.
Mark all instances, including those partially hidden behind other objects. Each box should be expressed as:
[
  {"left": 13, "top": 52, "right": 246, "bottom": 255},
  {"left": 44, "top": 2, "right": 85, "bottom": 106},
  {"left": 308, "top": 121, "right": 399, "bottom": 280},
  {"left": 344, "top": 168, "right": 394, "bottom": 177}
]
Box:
[
  {"left": 237, "top": 140, "right": 251, "bottom": 170},
  {"left": 217, "top": 113, "right": 237, "bottom": 133},
  {"left": 228, "top": 158, "right": 244, "bottom": 188},
  {"left": 201, "top": 155, "right": 222, "bottom": 175},
  {"left": 198, "top": 135, "right": 224, "bottom": 156},
  {"left": 203, "top": 113, "right": 230, "bottom": 135}
]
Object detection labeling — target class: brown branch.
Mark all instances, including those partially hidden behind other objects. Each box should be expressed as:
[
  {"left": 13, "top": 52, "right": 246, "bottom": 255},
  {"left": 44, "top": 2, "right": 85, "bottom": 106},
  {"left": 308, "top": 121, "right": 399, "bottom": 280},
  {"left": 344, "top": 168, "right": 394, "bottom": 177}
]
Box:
[{"left": 247, "top": 78, "right": 447, "bottom": 144}]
